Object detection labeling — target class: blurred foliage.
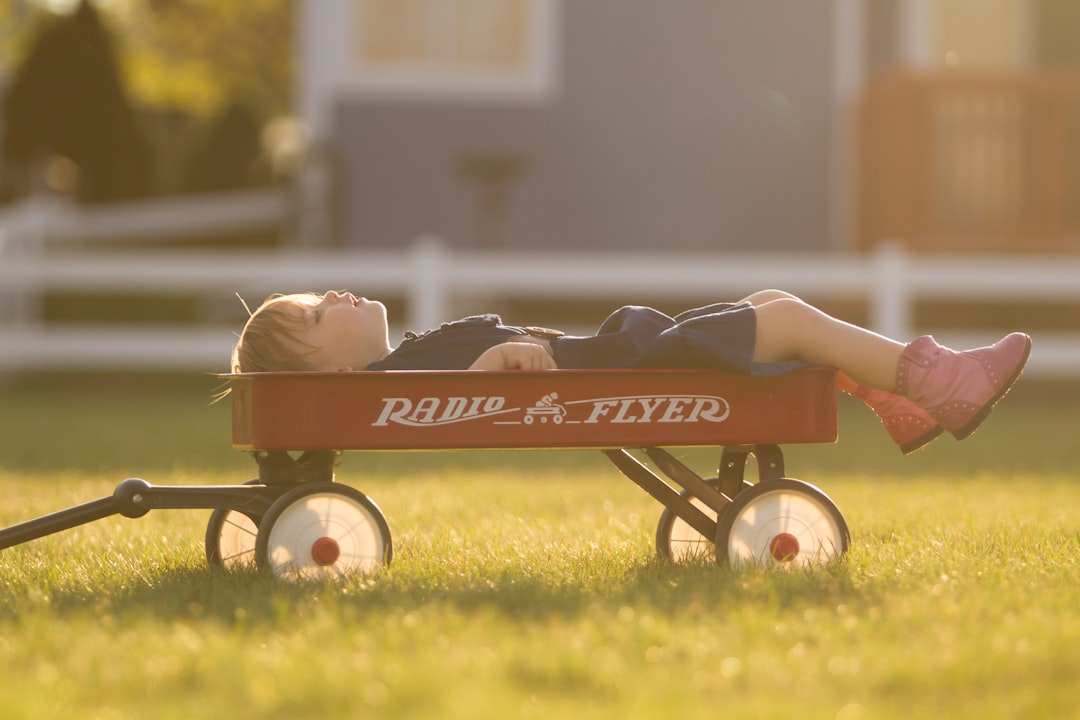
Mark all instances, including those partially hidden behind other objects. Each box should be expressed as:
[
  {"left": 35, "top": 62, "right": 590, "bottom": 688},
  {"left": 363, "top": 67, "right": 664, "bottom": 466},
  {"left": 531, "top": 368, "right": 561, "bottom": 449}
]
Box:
[
  {"left": 0, "top": 2, "right": 32, "bottom": 73},
  {"left": 120, "top": 0, "right": 293, "bottom": 119},
  {"left": 182, "top": 102, "right": 268, "bottom": 194},
  {"left": 1, "top": 0, "right": 151, "bottom": 202},
  {"left": 0, "top": 0, "right": 294, "bottom": 202},
  {"left": 1, "top": 0, "right": 293, "bottom": 118}
]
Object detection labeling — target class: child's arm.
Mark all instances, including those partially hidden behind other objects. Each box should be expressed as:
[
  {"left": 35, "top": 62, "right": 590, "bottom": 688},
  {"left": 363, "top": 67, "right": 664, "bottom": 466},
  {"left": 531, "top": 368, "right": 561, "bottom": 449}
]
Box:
[{"left": 468, "top": 342, "right": 558, "bottom": 371}]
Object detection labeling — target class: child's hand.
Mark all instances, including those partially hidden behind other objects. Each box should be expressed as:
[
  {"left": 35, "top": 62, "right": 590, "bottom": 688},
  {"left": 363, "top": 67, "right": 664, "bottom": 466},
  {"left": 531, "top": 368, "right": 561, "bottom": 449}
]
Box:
[{"left": 469, "top": 342, "right": 558, "bottom": 371}]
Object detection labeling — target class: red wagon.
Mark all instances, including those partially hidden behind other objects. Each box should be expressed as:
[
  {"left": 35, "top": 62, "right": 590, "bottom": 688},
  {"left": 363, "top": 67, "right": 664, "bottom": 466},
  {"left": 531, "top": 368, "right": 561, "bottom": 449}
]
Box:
[{"left": 0, "top": 368, "right": 849, "bottom": 580}]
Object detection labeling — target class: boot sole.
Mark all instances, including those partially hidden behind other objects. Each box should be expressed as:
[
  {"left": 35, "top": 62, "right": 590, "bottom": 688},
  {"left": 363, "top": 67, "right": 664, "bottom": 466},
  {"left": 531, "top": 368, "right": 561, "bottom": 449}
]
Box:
[
  {"left": 899, "top": 425, "right": 945, "bottom": 455},
  {"left": 951, "top": 335, "right": 1032, "bottom": 441}
]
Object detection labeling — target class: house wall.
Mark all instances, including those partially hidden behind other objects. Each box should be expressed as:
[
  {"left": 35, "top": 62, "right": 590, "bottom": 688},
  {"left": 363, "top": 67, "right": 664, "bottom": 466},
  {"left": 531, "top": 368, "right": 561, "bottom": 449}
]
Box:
[{"left": 331, "top": 1, "right": 836, "bottom": 252}]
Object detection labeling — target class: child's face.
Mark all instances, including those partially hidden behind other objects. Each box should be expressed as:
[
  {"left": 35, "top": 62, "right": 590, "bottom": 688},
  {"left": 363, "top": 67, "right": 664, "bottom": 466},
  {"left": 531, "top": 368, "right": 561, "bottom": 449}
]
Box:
[{"left": 281, "top": 290, "right": 390, "bottom": 370}]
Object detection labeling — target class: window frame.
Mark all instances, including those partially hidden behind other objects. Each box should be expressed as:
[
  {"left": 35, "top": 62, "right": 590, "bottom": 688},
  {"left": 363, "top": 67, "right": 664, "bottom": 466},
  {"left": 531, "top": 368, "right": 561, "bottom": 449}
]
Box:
[{"left": 343, "top": 0, "right": 561, "bottom": 103}]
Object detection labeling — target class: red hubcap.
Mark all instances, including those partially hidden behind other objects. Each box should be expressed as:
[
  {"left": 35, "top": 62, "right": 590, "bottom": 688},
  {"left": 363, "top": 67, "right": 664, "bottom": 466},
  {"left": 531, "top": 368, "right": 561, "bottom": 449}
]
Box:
[
  {"left": 310, "top": 537, "right": 341, "bottom": 566},
  {"left": 769, "top": 533, "right": 800, "bottom": 562}
]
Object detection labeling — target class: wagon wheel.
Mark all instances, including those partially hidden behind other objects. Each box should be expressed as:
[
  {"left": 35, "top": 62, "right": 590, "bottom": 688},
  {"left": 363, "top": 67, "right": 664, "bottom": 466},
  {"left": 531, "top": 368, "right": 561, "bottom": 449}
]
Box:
[
  {"left": 205, "top": 479, "right": 263, "bottom": 570},
  {"left": 714, "top": 478, "right": 849, "bottom": 568},
  {"left": 255, "top": 483, "right": 393, "bottom": 581},
  {"left": 655, "top": 476, "right": 752, "bottom": 562}
]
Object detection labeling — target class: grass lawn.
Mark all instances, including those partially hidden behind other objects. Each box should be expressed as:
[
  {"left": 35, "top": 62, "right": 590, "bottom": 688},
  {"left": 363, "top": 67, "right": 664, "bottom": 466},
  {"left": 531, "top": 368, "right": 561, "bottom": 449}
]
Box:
[{"left": 0, "top": 373, "right": 1078, "bottom": 720}]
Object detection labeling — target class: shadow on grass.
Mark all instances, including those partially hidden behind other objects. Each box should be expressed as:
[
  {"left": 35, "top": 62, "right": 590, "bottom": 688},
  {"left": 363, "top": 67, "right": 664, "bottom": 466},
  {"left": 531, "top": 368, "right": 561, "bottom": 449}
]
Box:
[{"left": 27, "top": 555, "right": 886, "bottom": 629}]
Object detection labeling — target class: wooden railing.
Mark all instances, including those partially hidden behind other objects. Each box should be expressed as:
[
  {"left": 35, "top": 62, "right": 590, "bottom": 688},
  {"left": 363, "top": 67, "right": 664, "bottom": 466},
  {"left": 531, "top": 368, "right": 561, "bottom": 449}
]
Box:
[{"left": 860, "top": 71, "right": 1080, "bottom": 253}]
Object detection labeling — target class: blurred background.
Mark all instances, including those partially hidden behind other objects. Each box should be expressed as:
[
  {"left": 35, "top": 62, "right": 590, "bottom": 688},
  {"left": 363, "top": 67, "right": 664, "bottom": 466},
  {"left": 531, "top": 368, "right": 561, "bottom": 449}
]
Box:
[{"left": 0, "top": 0, "right": 1078, "bottom": 380}]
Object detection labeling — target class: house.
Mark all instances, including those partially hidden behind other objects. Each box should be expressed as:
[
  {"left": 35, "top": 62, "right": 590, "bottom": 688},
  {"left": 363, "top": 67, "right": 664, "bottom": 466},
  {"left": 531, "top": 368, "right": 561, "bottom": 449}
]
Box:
[{"left": 296, "top": 0, "right": 1080, "bottom": 254}]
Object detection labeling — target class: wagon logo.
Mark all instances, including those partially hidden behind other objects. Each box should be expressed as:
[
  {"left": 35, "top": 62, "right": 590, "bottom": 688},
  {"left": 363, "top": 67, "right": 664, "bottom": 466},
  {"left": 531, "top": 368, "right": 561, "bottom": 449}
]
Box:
[
  {"left": 372, "top": 392, "right": 730, "bottom": 427},
  {"left": 524, "top": 393, "right": 566, "bottom": 425},
  {"left": 373, "top": 396, "right": 511, "bottom": 427},
  {"left": 574, "top": 394, "right": 729, "bottom": 424}
]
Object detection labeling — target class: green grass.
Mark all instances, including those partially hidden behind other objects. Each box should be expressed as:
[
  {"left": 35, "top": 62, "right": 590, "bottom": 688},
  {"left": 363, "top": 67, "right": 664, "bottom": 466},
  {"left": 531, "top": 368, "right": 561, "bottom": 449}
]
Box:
[{"left": 0, "top": 373, "right": 1079, "bottom": 719}]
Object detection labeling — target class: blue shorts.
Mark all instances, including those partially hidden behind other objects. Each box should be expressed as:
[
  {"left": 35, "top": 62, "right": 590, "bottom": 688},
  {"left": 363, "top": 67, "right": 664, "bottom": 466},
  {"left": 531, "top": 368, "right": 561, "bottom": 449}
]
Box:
[{"left": 552, "top": 303, "right": 804, "bottom": 376}]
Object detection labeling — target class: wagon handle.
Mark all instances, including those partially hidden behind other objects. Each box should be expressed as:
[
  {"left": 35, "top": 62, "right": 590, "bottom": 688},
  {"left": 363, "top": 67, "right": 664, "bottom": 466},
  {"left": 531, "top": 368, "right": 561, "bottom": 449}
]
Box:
[{"left": 0, "top": 479, "right": 285, "bottom": 550}]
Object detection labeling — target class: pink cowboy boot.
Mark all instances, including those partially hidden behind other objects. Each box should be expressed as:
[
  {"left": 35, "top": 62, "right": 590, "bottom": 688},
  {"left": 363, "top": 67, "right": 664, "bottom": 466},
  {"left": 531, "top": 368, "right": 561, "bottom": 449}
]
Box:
[
  {"left": 838, "top": 373, "right": 942, "bottom": 454},
  {"left": 855, "top": 386, "right": 943, "bottom": 454},
  {"left": 895, "top": 333, "right": 1032, "bottom": 440}
]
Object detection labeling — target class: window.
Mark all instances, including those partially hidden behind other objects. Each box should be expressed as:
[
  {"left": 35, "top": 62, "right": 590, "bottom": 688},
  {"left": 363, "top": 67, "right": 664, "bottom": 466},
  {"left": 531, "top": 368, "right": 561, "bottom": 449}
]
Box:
[{"left": 349, "top": 0, "right": 559, "bottom": 101}]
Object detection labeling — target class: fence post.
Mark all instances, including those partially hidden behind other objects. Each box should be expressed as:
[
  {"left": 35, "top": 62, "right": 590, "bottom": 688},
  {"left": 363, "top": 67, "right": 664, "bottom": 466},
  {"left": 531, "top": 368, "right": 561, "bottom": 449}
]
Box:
[
  {"left": 1, "top": 195, "right": 63, "bottom": 331},
  {"left": 870, "top": 239, "right": 912, "bottom": 340},
  {"left": 408, "top": 236, "right": 449, "bottom": 331}
]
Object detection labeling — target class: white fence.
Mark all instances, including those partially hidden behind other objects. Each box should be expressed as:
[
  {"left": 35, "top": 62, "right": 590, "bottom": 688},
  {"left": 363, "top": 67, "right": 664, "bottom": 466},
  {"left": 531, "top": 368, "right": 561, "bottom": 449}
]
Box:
[{"left": 1, "top": 195, "right": 1078, "bottom": 377}]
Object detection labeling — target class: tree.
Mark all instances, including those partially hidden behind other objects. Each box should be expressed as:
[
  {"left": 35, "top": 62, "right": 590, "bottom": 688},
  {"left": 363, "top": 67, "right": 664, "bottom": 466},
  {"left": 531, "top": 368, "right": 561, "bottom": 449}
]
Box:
[
  {"left": 183, "top": 101, "right": 267, "bottom": 193},
  {"left": 123, "top": 0, "right": 293, "bottom": 120},
  {"left": 1, "top": 0, "right": 150, "bottom": 202},
  {"left": 1, "top": 0, "right": 294, "bottom": 201}
]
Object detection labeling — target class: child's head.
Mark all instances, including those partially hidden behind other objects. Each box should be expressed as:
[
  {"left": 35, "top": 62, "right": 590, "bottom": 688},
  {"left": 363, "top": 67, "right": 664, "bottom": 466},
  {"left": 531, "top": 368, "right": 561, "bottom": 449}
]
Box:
[{"left": 231, "top": 291, "right": 390, "bottom": 373}]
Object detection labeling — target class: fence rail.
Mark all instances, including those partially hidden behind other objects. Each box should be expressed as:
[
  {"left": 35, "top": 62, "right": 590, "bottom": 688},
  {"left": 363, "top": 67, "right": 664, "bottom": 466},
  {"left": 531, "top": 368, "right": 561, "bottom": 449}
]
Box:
[{"left": 2, "top": 232, "right": 1078, "bottom": 377}]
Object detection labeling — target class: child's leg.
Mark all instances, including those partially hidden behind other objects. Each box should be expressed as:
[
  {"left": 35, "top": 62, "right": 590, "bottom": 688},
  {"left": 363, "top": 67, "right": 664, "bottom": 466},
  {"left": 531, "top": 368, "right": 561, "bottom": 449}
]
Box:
[
  {"left": 751, "top": 297, "right": 1031, "bottom": 441},
  {"left": 737, "top": 289, "right": 802, "bottom": 307},
  {"left": 744, "top": 295, "right": 941, "bottom": 451},
  {"left": 751, "top": 298, "right": 903, "bottom": 391}
]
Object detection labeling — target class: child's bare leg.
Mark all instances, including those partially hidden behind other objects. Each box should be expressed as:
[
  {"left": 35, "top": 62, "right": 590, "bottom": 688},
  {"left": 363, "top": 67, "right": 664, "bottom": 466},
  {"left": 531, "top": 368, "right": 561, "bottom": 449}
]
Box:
[
  {"left": 752, "top": 298, "right": 903, "bottom": 391},
  {"left": 737, "top": 289, "right": 802, "bottom": 307},
  {"left": 750, "top": 295, "right": 1032, "bottom": 445}
]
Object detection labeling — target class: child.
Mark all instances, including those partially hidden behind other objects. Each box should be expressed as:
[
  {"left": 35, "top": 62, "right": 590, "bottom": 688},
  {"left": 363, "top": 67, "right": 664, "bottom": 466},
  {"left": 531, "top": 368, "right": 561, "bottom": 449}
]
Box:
[{"left": 231, "top": 289, "right": 1031, "bottom": 454}]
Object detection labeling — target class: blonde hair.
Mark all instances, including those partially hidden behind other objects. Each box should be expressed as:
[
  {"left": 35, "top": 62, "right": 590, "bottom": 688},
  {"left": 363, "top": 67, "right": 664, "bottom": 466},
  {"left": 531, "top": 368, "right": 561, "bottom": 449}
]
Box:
[{"left": 231, "top": 293, "right": 321, "bottom": 373}]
